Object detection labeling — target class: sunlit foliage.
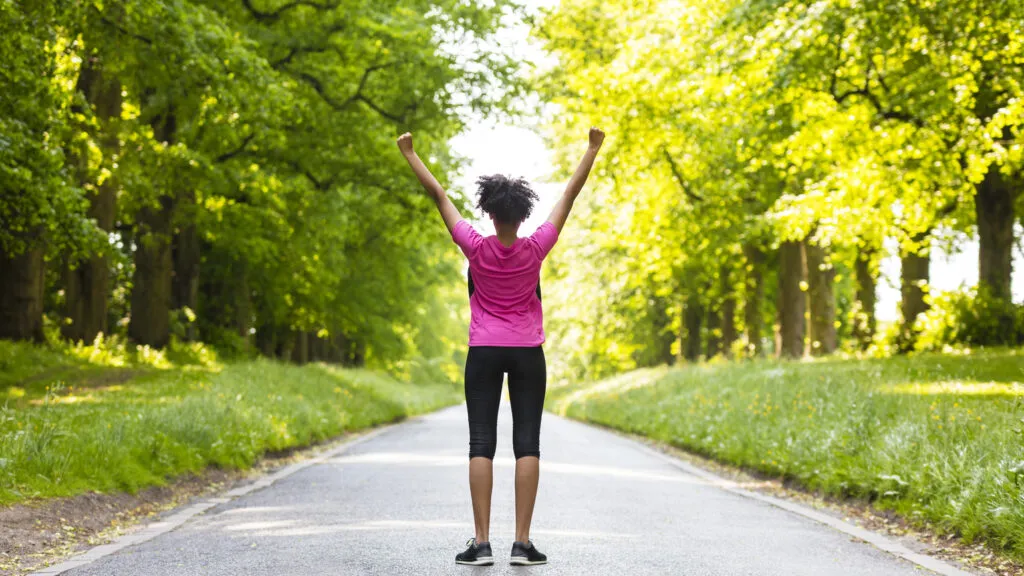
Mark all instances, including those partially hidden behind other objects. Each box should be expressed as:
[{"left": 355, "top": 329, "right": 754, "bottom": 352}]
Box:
[
  {"left": 536, "top": 0, "right": 1024, "bottom": 379},
  {"left": 1, "top": 0, "right": 524, "bottom": 371}
]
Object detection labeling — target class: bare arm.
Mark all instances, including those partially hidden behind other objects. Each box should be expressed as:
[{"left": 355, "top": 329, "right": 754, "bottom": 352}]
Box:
[
  {"left": 397, "top": 132, "right": 463, "bottom": 234},
  {"left": 547, "top": 127, "right": 605, "bottom": 232}
]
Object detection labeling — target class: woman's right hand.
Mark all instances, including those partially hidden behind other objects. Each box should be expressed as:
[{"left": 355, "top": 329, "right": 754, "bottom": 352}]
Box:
[{"left": 588, "top": 127, "right": 605, "bottom": 150}]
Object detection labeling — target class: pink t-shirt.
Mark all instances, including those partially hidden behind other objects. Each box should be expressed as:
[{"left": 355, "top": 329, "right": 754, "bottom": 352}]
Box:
[{"left": 451, "top": 219, "right": 559, "bottom": 347}]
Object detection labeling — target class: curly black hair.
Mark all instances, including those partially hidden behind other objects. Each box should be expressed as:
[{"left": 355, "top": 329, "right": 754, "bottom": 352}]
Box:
[{"left": 475, "top": 174, "right": 539, "bottom": 225}]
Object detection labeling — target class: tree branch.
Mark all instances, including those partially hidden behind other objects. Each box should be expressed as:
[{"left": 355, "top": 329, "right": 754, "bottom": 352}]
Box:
[
  {"left": 355, "top": 95, "right": 404, "bottom": 123},
  {"left": 286, "top": 63, "right": 406, "bottom": 124},
  {"left": 269, "top": 27, "right": 348, "bottom": 67},
  {"left": 93, "top": 6, "right": 153, "bottom": 45},
  {"left": 341, "top": 65, "right": 389, "bottom": 106},
  {"left": 215, "top": 133, "right": 256, "bottom": 163},
  {"left": 287, "top": 161, "right": 335, "bottom": 190},
  {"left": 935, "top": 198, "right": 959, "bottom": 220},
  {"left": 829, "top": 57, "right": 927, "bottom": 129},
  {"left": 366, "top": 182, "right": 420, "bottom": 213},
  {"left": 240, "top": 0, "right": 338, "bottom": 22},
  {"left": 661, "top": 148, "right": 704, "bottom": 203},
  {"left": 292, "top": 70, "right": 347, "bottom": 109},
  {"left": 827, "top": 29, "right": 845, "bottom": 100},
  {"left": 271, "top": 47, "right": 299, "bottom": 68}
]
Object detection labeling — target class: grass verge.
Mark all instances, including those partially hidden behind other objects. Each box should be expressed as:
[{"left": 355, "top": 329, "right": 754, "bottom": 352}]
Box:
[
  {"left": 0, "top": 340, "right": 460, "bottom": 505},
  {"left": 547, "top": 350, "right": 1024, "bottom": 561}
]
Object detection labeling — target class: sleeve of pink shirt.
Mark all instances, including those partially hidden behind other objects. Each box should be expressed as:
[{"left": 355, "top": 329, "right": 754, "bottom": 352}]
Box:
[
  {"left": 451, "top": 219, "right": 483, "bottom": 258},
  {"left": 528, "top": 221, "right": 560, "bottom": 260}
]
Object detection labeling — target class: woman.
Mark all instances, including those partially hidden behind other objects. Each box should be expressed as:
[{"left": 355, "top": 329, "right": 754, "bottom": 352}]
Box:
[{"left": 397, "top": 127, "right": 605, "bottom": 566}]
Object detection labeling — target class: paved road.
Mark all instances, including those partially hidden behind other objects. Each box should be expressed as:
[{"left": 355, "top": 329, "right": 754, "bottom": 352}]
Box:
[{"left": 64, "top": 404, "right": 942, "bottom": 575}]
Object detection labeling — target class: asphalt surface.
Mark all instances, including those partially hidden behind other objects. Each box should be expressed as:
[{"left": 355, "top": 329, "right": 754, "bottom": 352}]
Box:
[{"left": 64, "top": 403, "right": 938, "bottom": 575}]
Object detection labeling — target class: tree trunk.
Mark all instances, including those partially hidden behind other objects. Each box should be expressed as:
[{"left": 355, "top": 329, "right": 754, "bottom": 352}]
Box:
[
  {"left": 351, "top": 340, "right": 366, "bottom": 367},
  {"left": 743, "top": 244, "right": 765, "bottom": 356},
  {"left": 900, "top": 248, "right": 930, "bottom": 350},
  {"left": 805, "top": 241, "right": 837, "bottom": 355},
  {"left": 329, "top": 333, "right": 342, "bottom": 364},
  {"left": 61, "top": 62, "right": 121, "bottom": 343},
  {"left": 129, "top": 199, "right": 174, "bottom": 348},
  {"left": 76, "top": 188, "right": 116, "bottom": 342},
  {"left": 976, "top": 166, "right": 1016, "bottom": 300},
  {"left": 257, "top": 324, "right": 276, "bottom": 357},
  {"left": 275, "top": 325, "right": 293, "bottom": 360},
  {"left": 60, "top": 60, "right": 93, "bottom": 342},
  {"left": 308, "top": 333, "right": 318, "bottom": 362},
  {"left": 683, "top": 292, "right": 703, "bottom": 361},
  {"left": 853, "top": 248, "right": 877, "bottom": 350},
  {"left": 62, "top": 259, "right": 85, "bottom": 342},
  {"left": 79, "top": 66, "right": 120, "bottom": 340},
  {"left": 650, "top": 297, "right": 675, "bottom": 366},
  {"left": 720, "top": 265, "right": 737, "bottom": 357},
  {"left": 332, "top": 332, "right": 350, "bottom": 364},
  {"left": 312, "top": 333, "right": 330, "bottom": 362},
  {"left": 233, "top": 262, "right": 251, "bottom": 349},
  {"left": 172, "top": 217, "right": 200, "bottom": 340},
  {"left": 705, "top": 303, "right": 721, "bottom": 358},
  {"left": 291, "top": 331, "right": 309, "bottom": 364},
  {"left": 130, "top": 109, "right": 176, "bottom": 348},
  {"left": 0, "top": 246, "right": 46, "bottom": 342},
  {"left": 777, "top": 240, "right": 806, "bottom": 358}
]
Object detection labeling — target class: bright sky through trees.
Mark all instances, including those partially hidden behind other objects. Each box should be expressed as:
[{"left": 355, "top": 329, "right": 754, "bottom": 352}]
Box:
[
  {"left": 878, "top": 231, "right": 1024, "bottom": 320},
  {"left": 450, "top": 0, "right": 560, "bottom": 238},
  {"left": 451, "top": 121, "right": 560, "bottom": 237}
]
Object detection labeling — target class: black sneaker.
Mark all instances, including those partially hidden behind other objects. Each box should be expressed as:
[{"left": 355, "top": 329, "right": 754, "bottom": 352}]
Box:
[
  {"left": 510, "top": 540, "right": 547, "bottom": 566},
  {"left": 456, "top": 538, "right": 494, "bottom": 566}
]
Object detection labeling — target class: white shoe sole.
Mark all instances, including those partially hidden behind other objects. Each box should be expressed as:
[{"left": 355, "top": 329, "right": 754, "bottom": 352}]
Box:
[
  {"left": 456, "top": 557, "right": 494, "bottom": 566},
  {"left": 510, "top": 558, "right": 547, "bottom": 566}
]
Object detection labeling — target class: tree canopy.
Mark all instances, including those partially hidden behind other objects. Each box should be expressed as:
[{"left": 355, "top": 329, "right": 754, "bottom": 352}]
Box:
[
  {"left": 3, "top": 0, "right": 1023, "bottom": 379},
  {"left": 536, "top": 0, "right": 1024, "bottom": 380},
  {"left": 0, "top": 0, "right": 523, "bottom": 374}
]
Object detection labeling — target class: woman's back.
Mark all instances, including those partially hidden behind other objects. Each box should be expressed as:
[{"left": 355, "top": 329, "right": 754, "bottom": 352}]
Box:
[{"left": 453, "top": 220, "right": 559, "bottom": 347}]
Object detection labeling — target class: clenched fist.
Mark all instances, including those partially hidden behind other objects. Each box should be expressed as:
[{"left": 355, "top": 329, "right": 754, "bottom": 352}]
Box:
[
  {"left": 397, "top": 132, "right": 414, "bottom": 156},
  {"left": 589, "top": 127, "right": 605, "bottom": 150}
]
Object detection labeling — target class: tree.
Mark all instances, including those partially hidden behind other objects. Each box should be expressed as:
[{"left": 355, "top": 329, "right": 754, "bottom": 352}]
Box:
[
  {"left": 1, "top": 1, "right": 96, "bottom": 341},
  {"left": 536, "top": 0, "right": 1024, "bottom": 374},
  {"left": 1, "top": 0, "right": 522, "bottom": 380},
  {"left": 805, "top": 240, "right": 837, "bottom": 355},
  {"left": 61, "top": 54, "right": 122, "bottom": 343}
]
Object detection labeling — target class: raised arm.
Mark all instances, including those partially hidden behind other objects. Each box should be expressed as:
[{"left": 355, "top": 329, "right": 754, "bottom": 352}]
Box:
[
  {"left": 397, "top": 132, "right": 463, "bottom": 234},
  {"left": 547, "top": 127, "right": 605, "bottom": 233}
]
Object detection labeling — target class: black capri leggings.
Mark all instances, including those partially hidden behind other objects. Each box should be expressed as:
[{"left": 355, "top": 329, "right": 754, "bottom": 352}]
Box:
[{"left": 464, "top": 346, "right": 546, "bottom": 460}]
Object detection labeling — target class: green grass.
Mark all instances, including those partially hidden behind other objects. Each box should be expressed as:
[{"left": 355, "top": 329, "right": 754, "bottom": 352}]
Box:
[
  {"left": 548, "top": 350, "right": 1024, "bottom": 560},
  {"left": 0, "top": 340, "right": 460, "bottom": 505}
]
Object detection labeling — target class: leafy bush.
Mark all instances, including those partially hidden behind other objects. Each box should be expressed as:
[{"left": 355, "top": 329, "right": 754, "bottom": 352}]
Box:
[
  {"left": 402, "top": 355, "right": 461, "bottom": 388},
  {"left": 196, "top": 325, "right": 255, "bottom": 361},
  {"left": 863, "top": 320, "right": 902, "bottom": 358},
  {"left": 915, "top": 287, "right": 1024, "bottom": 352}
]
